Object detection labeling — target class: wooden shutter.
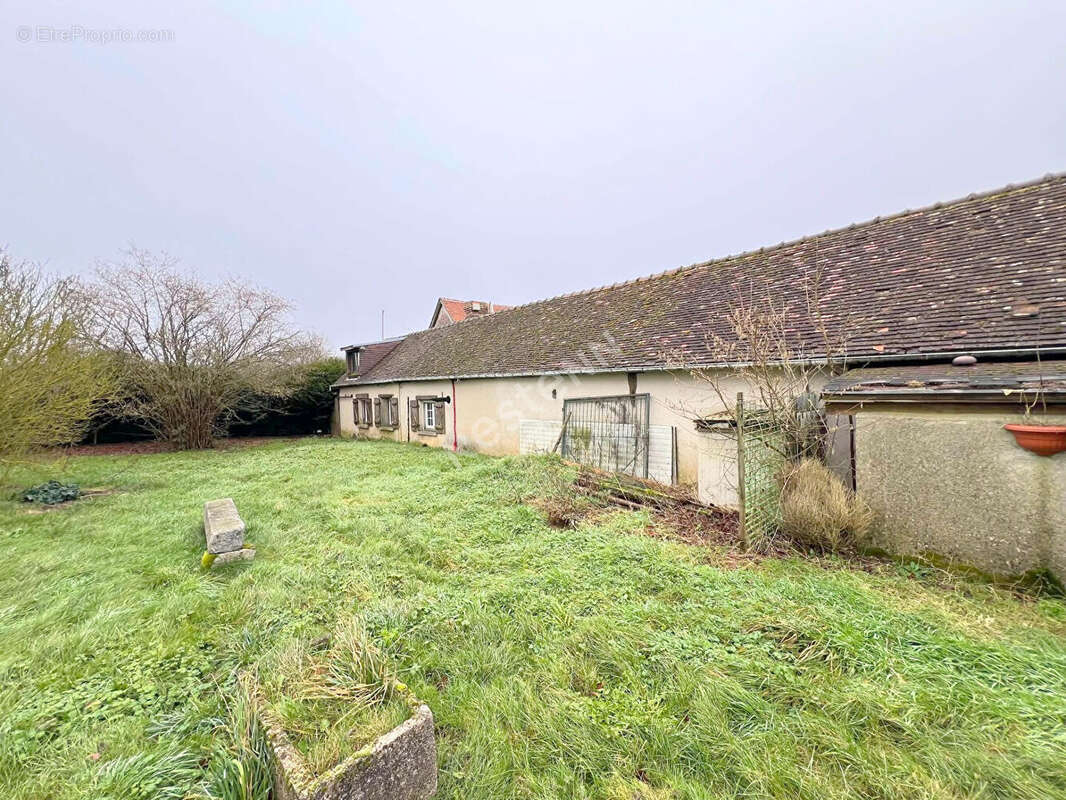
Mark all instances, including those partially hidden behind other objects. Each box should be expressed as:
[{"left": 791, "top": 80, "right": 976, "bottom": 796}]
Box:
[
  {"left": 409, "top": 399, "right": 420, "bottom": 432},
  {"left": 373, "top": 397, "right": 381, "bottom": 426},
  {"left": 434, "top": 401, "right": 446, "bottom": 433},
  {"left": 390, "top": 397, "right": 399, "bottom": 428},
  {"left": 351, "top": 398, "right": 358, "bottom": 427}
]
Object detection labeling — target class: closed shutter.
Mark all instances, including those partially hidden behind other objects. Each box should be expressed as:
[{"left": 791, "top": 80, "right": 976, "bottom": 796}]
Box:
[
  {"left": 409, "top": 399, "right": 420, "bottom": 432},
  {"left": 390, "top": 397, "right": 399, "bottom": 427},
  {"left": 373, "top": 397, "right": 381, "bottom": 426},
  {"left": 434, "top": 401, "right": 446, "bottom": 433},
  {"left": 351, "top": 398, "right": 358, "bottom": 427}
]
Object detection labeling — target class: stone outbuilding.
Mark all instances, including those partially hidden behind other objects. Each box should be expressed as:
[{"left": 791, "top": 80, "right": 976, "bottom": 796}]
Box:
[
  {"left": 333, "top": 174, "right": 1066, "bottom": 580},
  {"left": 823, "top": 361, "right": 1066, "bottom": 583}
]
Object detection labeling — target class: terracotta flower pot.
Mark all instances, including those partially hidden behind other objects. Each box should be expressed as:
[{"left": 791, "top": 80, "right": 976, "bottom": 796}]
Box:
[{"left": 1003, "top": 424, "right": 1066, "bottom": 457}]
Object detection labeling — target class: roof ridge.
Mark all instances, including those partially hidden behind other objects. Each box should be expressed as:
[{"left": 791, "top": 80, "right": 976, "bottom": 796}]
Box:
[{"left": 411, "top": 172, "right": 1066, "bottom": 329}]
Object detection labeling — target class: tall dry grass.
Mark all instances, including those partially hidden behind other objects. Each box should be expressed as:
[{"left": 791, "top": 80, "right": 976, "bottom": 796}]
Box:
[{"left": 779, "top": 459, "right": 873, "bottom": 551}]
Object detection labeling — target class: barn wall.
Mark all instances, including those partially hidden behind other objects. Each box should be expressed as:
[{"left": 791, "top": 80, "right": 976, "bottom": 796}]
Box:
[{"left": 846, "top": 403, "right": 1066, "bottom": 582}]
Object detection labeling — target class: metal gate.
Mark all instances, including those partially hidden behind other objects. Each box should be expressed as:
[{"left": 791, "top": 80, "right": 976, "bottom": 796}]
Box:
[{"left": 561, "top": 394, "right": 651, "bottom": 478}]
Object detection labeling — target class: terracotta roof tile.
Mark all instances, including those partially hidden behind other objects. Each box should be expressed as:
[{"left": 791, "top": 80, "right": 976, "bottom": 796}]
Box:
[{"left": 435, "top": 298, "right": 513, "bottom": 326}]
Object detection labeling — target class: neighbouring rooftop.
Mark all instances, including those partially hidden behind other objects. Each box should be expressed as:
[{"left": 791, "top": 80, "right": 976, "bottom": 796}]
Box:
[{"left": 430, "top": 298, "right": 513, "bottom": 327}]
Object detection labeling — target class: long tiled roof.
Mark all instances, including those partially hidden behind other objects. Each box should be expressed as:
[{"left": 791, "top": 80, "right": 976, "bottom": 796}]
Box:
[{"left": 353, "top": 174, "right": 1066, "bottom": 383}]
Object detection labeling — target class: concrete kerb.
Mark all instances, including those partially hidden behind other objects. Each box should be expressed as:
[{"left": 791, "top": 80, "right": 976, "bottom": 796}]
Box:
[{"left": 255, "top": 680, "right": 438, "bottom": 800}]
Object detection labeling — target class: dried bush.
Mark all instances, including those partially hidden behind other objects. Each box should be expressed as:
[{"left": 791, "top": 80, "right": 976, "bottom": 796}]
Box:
[
  {"left": 779, "top": 459, "right": 873, "bottom": 551},
  {"left": 537, "top": 456, "right": 599, "bottom": 528},
  {"left": 83, "top": 248, "right": 322, "bottom": 450}
]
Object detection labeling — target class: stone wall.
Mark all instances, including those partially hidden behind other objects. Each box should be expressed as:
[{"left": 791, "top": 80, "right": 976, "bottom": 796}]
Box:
[{"left": 848, "top": 403, "right": 1066, "bottom": 582}]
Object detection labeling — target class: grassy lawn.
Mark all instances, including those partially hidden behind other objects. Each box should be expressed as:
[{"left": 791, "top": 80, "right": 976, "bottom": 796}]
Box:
[{"left": 1, "top": 438, "right": 1065, "bottom": 800}]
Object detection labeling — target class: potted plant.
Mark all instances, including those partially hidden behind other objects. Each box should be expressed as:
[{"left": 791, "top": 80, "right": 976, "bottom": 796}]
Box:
[{"left": 1004, "top": 371, "right": 1066, "bottom": 457}]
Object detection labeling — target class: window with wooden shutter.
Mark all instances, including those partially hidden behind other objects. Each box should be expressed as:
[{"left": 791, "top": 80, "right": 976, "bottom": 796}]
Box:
[
  {"left": 376, "top": 395, "right": 396, "bottom": 428},
  {"left": 355, "top": 394, "right": 371, "bottom": 427},
  {"left": 433, "top": 401, "right": 446, "bottom": 433},
  {"left": 409, "top": 399, "right": 420, "bottom": 432}
]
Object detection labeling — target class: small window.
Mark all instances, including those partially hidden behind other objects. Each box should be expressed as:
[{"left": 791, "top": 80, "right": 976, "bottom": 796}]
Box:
[
  {"left": 354, "top": 395, "right": 372, "bottom": 427},
  {"left": 422, "top": 400, "right": 436, "bottom": 431},
  {"left": 378, "top": 395, "right": 395, "bottom": 428},
  {"left": 346, "top": 349, "right": 360, "bottom": 375}
]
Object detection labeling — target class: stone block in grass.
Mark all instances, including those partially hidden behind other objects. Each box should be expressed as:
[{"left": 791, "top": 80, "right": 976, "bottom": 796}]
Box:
[
  {"left": 205, "top": 547, "right": 256, "bottom": 568},
  {"left": 261, "top": 691, "right": 437, "bottom": 800},
  {"left": 203, "top": 498, "right": 245, "bottom": 553}
]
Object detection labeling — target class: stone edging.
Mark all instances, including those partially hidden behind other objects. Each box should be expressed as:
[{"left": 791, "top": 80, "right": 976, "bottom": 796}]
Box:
[{"left": 258, "top": 683, "right": 438, "bottom": 800}]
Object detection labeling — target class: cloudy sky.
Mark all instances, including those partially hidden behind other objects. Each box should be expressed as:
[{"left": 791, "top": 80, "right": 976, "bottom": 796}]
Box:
[{"left": 2, "top": 1, "right": 1064, "bottom": 348}]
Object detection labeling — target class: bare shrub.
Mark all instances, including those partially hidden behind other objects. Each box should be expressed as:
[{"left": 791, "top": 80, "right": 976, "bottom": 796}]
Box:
[
  {"left": 664, "top": 254, "right": 880, "bottom": 551},
  {"left": 779, "top": 459, "right": 873, "bottom": 551},
  {"left": 83, "top": 248, "right": 321, "bottom": 449},
  {"left": 0, "top": 252, "right": 115, "bottom": 468},
  {"left": 684, "top": 258, "right": 856, "bottom": 464},
  {"left": 538, "top": 456, "right": 601, "bottom": 528}
]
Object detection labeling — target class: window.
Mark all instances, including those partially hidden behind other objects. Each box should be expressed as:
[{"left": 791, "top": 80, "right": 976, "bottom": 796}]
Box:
[
  {"left": 412, "top": 395, "right": 444, "bottom": 435},
  {"left": 345, "top": 349, "right": 360, "bottom": 376},
  {"left": 377, "top": 395, "right": 397, "bottom": 428},
  {"left": 354, "top": 394, "right": 371, "bottom": 427}
]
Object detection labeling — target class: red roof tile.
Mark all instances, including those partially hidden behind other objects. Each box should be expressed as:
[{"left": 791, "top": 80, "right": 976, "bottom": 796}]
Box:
[{"left": 433, "top": 298, "right": 513, "bottom": 326}]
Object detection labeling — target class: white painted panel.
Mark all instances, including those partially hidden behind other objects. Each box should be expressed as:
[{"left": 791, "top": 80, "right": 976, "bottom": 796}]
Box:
[
  {"left": 519, "top": 419, "right": 563, "bottom": 455},
  {"left": 647, "top": 424, "right": 674, "bottom": 484},
  {"left": 698, "top": 432, "right": 739, "bottom": 508}
]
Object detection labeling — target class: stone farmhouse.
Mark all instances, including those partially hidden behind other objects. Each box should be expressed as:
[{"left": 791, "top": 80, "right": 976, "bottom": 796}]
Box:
[{"left": 334, "top": 174, "right": 1066, "bottom": 581}]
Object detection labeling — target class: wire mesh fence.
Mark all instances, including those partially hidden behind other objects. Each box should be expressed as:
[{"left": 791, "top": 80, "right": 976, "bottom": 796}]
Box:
[
  {"left": 561, "top": 394, "right": 651, "bottom": 478},
  {"left": 736, "top": 392, "right": 786, "bottom": 549}
]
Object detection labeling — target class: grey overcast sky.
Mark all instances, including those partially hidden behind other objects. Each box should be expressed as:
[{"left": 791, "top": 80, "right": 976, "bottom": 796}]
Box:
[{"left": 2, "top": 1, "right": 1065, "bottom": 349}]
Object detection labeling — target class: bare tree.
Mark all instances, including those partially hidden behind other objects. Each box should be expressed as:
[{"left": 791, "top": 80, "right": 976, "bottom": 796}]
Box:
[
  {"left": 688, "top": 263, "right": 850, "bottom": 461},
  {"left": 85, "top": 248, "right": 321, "bottom": 450},
  {"left": 0, "top": 252, "right": 114, "bottom": 468},
  {"left": 671, "top": 258, "right": 872, "bottom": 550}
]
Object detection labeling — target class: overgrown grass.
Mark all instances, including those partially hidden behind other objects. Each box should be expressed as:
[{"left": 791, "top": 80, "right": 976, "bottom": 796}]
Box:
[
  {"left": 1, "top": 439, "right": 1064, "bottom": 799},
  {"left": 258, "top": 616, "right": 410, "bottom": 774}
]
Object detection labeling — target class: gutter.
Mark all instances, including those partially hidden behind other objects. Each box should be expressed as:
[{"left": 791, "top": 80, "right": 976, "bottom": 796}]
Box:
[
  {"left": 822, "top": 390, "right": 1066, "bottom": 406},
  {"left": 330, "top": 346, "right": 1066, "bottom": 388}
]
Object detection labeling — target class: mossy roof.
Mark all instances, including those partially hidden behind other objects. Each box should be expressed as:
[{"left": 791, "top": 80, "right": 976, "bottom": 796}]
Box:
[{"left": 346, "top": 174, "right": 1066, "bottom": 384}]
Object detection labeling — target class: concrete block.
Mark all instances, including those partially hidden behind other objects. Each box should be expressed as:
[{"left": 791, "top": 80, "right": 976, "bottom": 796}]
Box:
[
  {"left": 204, "top": 498, "right": 245, "bottom": 553},
  {"left": 210, "top": 548, "right": 255, "bottom": 568},
  {"left": 263, "top": 693, "right": 438, "bottom": 800}
]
